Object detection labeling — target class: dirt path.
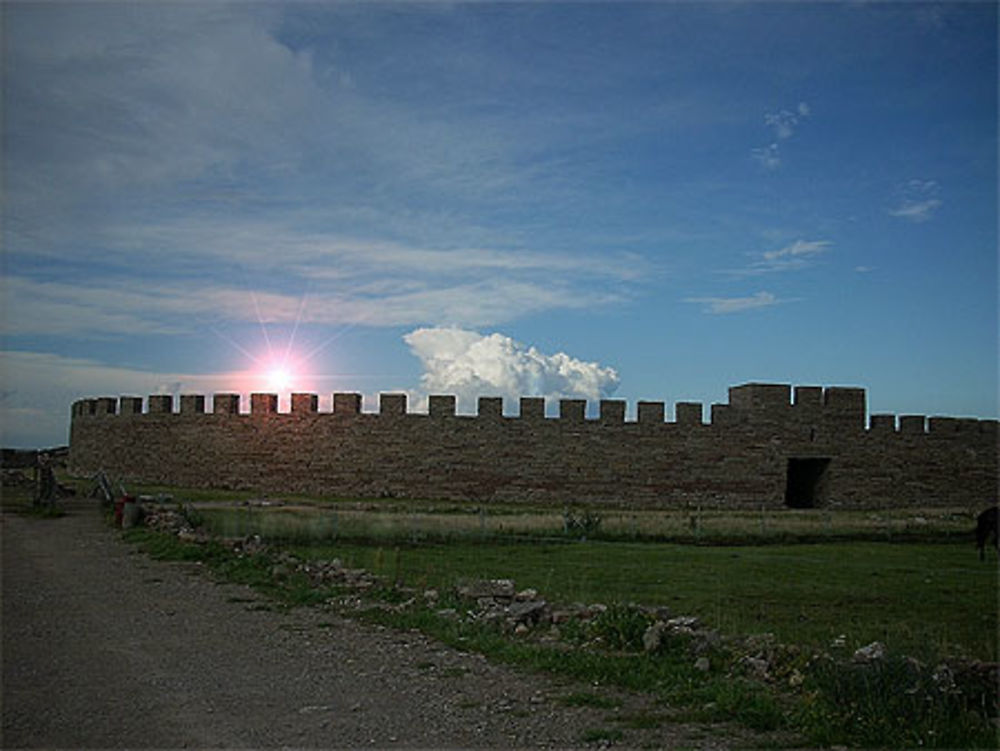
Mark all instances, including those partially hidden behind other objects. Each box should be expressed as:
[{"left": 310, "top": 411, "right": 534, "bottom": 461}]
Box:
[{"left": 2, "top": 500, "right": 751, "bottom": 749}]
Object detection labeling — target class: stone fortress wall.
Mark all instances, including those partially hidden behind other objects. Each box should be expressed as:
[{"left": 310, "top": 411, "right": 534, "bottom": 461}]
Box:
[{"left": 68, "top": 383, "right": 998, "bottom": 509}]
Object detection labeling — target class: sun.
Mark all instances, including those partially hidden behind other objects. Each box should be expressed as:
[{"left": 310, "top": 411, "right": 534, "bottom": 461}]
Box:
[{"left": 266, "top": 365, "right": 294, "bottom": 392}]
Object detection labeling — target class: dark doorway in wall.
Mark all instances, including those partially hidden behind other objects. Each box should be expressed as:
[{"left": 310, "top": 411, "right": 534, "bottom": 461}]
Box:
[{"left": 785, "top": 458, "right": 831, "bottom": 508}]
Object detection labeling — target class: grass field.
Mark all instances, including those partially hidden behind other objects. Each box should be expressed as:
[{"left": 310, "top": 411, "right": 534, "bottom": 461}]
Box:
[
  {"left": 293, "top": 539, "right": 997, "bottom": 662},
  {"left": 81, "top": 480, "right": 998, "bottom": 662},
  {"left": 13, "top": 476, "right": 999, "bottom": 747},
  {"left": 188, "top": 495, "right": 981, "bottom": 545}
]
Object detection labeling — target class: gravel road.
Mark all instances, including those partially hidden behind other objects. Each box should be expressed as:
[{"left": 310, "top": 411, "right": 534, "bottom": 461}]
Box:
[{"left": 2, "top": 500, "right": 755, "bottom": 749}]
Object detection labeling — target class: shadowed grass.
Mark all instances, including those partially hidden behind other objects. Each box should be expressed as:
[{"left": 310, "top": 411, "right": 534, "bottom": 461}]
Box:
[
  {"left": 298, "top": 539, "right": 997, "bottom": 662},
  {"left": 118, "top": 497, "right": 999, "bottom": 748}
]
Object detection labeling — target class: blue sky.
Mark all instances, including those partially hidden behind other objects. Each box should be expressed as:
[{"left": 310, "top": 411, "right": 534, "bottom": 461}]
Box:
[{"left": 2, "top": 1, "right": 997, "bottom": 448}]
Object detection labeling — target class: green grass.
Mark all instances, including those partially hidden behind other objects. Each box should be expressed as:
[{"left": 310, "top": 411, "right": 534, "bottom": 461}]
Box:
[
  {"left": 121, "top": 527, "right": 333, "bottom": 609},
  {"left": 296, "top": 539, "right": 997, "bottom": 661},
  {"left": 125, "top": 482, "right": 982, "bottom": 547},
  {"left": 115, "top": 492, "right": 999, "bottom": 748}
]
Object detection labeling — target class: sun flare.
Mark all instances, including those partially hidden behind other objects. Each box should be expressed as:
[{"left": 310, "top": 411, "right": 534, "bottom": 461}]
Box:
[{"left": 266, "top": 365, "right": 294, "bottom": 392}]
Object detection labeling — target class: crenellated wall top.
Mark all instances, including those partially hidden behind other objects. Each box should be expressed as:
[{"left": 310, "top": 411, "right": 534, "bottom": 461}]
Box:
[{"left": 70, "top": 383, "right": 999, "bottom": 436}]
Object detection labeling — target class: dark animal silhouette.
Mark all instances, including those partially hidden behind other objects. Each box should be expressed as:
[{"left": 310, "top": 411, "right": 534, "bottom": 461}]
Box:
[{"left": 975, "top": 506, "right": 998, "bottom": 561}]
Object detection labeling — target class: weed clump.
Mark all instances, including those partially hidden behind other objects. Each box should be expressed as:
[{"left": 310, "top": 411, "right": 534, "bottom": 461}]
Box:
[
  {"left": 800, "top": 653, "right": 998, "bottom": 748},
  {"left": 587, "top": 603, "right": 654, "bottom": 651}
]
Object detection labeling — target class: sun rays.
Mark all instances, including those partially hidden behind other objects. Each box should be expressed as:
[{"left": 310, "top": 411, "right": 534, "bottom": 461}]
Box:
[{"left": 206, "top": 282, "right": 366, "bottom": 398}]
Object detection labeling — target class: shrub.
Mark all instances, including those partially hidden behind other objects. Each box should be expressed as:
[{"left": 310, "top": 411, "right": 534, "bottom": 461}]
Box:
[{"left": 562, "top": 509, "right": 602, "bottom": 537}]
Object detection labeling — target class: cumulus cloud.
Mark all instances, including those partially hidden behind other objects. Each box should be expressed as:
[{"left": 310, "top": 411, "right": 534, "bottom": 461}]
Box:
[{"left": 403, "top": 327, "right": 620, "bottom": 413}]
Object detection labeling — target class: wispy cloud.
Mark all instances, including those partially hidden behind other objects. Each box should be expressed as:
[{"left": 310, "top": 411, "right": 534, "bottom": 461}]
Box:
[
  {"left": 725, "top": 239, "right": 832, "bottom": 277},
  {"left": 0, "top": 350, "right": 243, "bottom": 447},
  {"left": 760, "top": 239, "right": 831, "bottom": 268},
  {"left": 4, "top": 5, "right": 655, "bottom": 342},
  {"left": 685, "top": 291, "right": 783, "bottom": 315},
  {"left": 752, "top": 102, "right": 810, "bottom": 170},
  {"left": 751, "top": 143, "right": 782, "bottom": 171},
  {"left": 888, "top": 179, "right": 942, "bottom": 222},
  {"left": 0, "top": 349, "right": 375, "bottom": 447},
  {"left": 765, "top": 102, "right": 811, "bottom": 140},
  {"left": 2, "top": 264, "right": 634, "bottom": 336}
]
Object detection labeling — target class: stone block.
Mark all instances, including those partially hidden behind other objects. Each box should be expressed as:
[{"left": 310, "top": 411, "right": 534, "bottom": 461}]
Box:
[
  {"left": 148, "top": 395, "right": 173, "bottom": 414},
  {"left": 869, "top": 414, "right": 896, "bottom": 433},
  {"left": 637, "top": 401, "right": 665, "bottom": 424},
  {"left": 793, "top": 386, "right": 823, "bottom": 409},
  {"left": 559, "top": 399, "right": 585, "bottom": 422},
  {"left": 429, "top": 395, "right": 456, "bottom": 417},
  {"left": 334, "top": 393, "right": 362, "bottom": 415},
  {"left": 380, "top": 393, "right": 407, "bottom": 416},
  {"left": 928, "top": 417, "right": 958, "bottom": 434},
  {"left": 95, "top": 397, "right": 117, "bottom": 415},
  {"left": 676, "top": 402, "right": 703, "bottom": 426},
  {"left": 291, "top": 393, "right": 318, "bottom": 414},
  {"left": 213, "top": 394, "right": 241, "bottom": 415},
  {"left": 899, "top": 415, "right": 926, "bottom": 435},
  {"left": 599, "top": 400, "right": 625, "bottom": 423},
  {"left": 478, "top": 397, "right": 503, "bottom": 418},
  {"left": 729, "top": 383, "right": 791, "bottom": 410},
  {"left": 251, "top": 393, "right": 278, "bottom": 414},
  {"left": 519, "top": 397, "right": 544, "bottom": 421},
  {"left": 120, "top": 397, "right": 143, "bottom": 415},
  {"left": 180, "top": 395, "right": 206, "bottom": 414}
]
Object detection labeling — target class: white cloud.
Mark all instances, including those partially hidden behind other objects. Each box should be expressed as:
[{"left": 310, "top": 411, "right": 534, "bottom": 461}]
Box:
[
  {"left": 752, "top": 102, "right": 810, "bottom": 169},
  {"left": 725, "top": 239, "right": 832, "bottom": 276},
  {"left": 5, "top": 5, "right": 322, "bottom": 206},
  {"left": 0, "top": 349, "right": 360, "bottom": 447},
  {"left": 2, "top": 272, "right": 630, "bottom": 336},
  {"left": 403, "top": 327, "right": 620, "bottom": 413},
  {"left": 751, "top": 143, "right": 781, "bottom": 170},
  {"left": 0, "top": 351, "right": 227, "bottom": 447},
  {"left": 888, "top": 179, "right": 943, "bottom": 222},
  {"left": 685, "top": 291, "right": 782, "bottom": 314},
  {"left": 5, "top": 5, "right": 656, "bottom": 342},
  {"left": 761, "top": 239, "right": 831, "bottom": 264},
  {"left": 764, "top": 103, "right": 810, "bottom": 140},
  {"left": 1, "top": 329, "right": 622, "bottom": 445},
  {"left": 888, "top": 199, "right": 942, "bottom": 223}
]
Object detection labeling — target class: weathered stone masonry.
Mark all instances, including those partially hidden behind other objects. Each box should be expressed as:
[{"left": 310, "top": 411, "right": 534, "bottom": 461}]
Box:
[{"left": 68, "top": 383, "right": 998, "bottom": 509}]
